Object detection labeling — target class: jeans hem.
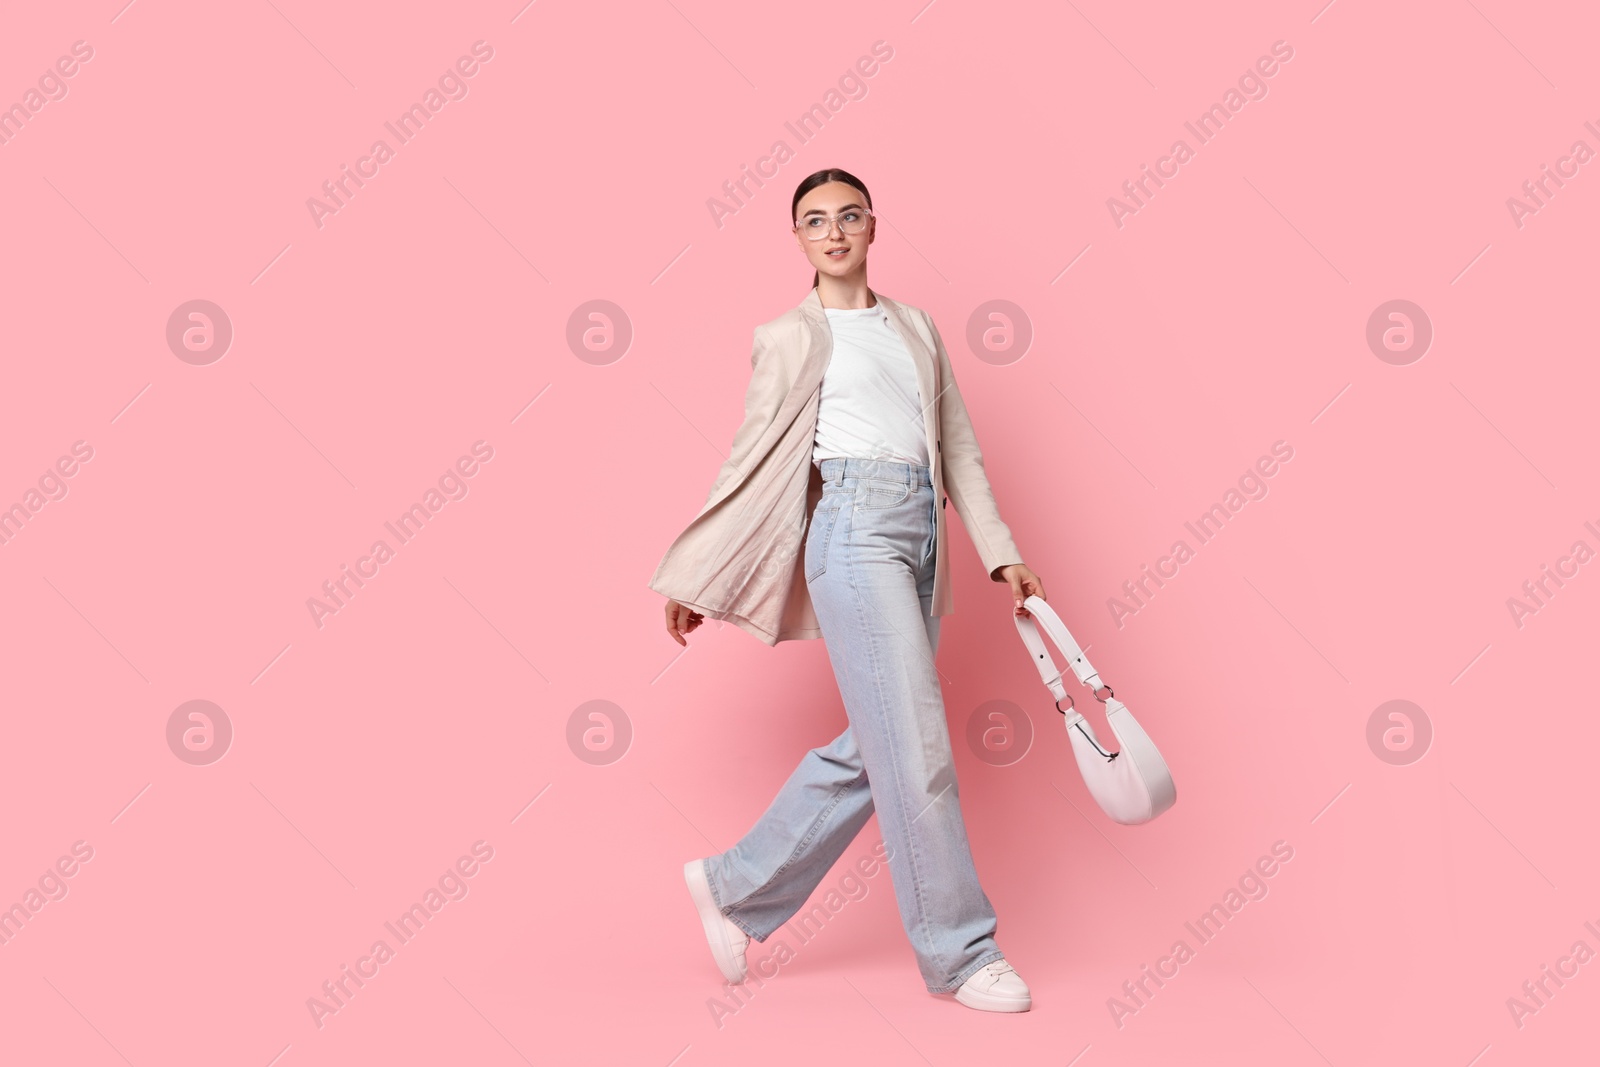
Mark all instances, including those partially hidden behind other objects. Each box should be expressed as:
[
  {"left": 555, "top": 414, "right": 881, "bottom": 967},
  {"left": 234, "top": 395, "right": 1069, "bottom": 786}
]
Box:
[
  {"left": 725, "top": 913, "right": 764, "bottom": 942},
  {"left": 709, "top": 767, "right": 866, "bottom": 944},
  {"left": 705, "top": 858, "right": 770, "bottom": 943},
  {"left": 703, "top": 857, "right": 723, "bottom": 908},
  {"left": 928, "top": 948, "right": 1008, "bottom": 995}
]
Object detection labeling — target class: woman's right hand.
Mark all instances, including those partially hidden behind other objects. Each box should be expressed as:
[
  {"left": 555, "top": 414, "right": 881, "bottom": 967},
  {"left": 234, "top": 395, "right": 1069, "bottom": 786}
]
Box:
[{"left": 664, "top": 599, "right": 705, "bottom": 646}]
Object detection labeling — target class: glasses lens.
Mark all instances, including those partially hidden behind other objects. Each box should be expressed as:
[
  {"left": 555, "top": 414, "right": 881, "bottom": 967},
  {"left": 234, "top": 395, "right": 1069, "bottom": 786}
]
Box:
[{"left": 798, "top": 211, "right": 870, "bottom": 239}]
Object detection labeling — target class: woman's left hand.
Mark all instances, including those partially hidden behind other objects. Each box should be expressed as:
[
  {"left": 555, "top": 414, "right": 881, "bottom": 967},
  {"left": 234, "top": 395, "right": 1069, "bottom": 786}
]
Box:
[{"left": 995, "top": 563, "right": 1046, "bottom": 617}]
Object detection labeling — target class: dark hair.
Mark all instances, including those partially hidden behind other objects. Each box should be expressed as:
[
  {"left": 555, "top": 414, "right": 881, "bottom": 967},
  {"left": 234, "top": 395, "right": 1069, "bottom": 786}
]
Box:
[{"left": 791, "top": 168, "right": 873, "bottom": 291}]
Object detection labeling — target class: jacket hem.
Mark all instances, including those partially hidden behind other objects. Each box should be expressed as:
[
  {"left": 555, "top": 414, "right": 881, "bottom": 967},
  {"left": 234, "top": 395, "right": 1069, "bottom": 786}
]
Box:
[{"left": 648, "top": 579, "right": 821, "bottom": 647}]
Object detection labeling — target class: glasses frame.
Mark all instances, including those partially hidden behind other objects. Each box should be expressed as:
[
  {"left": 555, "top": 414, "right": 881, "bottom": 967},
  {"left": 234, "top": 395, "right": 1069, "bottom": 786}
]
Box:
[{"left": 793, "top": 207, "right": 875, "bottom": 240}]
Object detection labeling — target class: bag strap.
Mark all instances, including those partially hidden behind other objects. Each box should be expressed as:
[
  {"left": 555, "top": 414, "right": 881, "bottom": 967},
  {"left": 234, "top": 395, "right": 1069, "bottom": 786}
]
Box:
[{"left": 1013, "top": 595, "right": 1109, "bottom": 706}]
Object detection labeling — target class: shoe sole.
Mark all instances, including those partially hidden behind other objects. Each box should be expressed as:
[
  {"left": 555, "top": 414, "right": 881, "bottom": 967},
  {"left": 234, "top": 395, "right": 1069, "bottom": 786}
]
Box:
[
  {"left": 683, "top": 859, "right": 748, "bottom": 983},
  {"left": 954, "top": 968, "right": 1032, "bottom": 1013},
  {"left": 954, "top": 987, "right": 1032, "bottom": 1012}
]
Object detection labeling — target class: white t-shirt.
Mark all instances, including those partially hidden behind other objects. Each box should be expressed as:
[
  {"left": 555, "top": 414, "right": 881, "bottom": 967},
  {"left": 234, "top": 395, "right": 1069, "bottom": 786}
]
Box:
[{"left": 812, "top": 303, "right": 930, "bottom": 467}]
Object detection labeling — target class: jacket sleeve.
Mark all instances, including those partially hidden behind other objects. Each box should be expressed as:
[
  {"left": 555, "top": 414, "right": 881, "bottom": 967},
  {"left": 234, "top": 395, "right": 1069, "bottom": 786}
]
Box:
[
  {"left": 927, "top": 312, "right": 1025, "bottom": 581},
  {"left": 703, "top": 325, "right": 784, "bottom": 506}
]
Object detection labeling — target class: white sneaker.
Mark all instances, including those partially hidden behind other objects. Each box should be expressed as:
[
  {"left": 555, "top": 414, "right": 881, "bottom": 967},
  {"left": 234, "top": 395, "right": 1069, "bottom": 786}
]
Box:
[
  {"left": 683, "top": 859, "right": 750, "bottom": 983},
  {"left": 954, "top": 958, "right": 1032, "bottom": 1012}
]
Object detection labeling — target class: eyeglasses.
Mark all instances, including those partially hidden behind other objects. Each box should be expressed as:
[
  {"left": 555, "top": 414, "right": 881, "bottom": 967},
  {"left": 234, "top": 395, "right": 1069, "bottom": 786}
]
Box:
[{"left": 794, "top": 207, "right": 874, "bottom": 240}]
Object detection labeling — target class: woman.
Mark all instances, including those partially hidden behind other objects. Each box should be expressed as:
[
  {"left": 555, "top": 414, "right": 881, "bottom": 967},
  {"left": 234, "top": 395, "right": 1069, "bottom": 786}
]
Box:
[{"left": 653, "top": 168, "right": 1047, "bottom": 1012}]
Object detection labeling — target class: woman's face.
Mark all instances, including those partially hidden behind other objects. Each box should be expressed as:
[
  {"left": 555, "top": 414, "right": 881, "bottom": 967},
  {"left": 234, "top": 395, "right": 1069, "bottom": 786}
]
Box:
[{"left": 793, "top": 181, "right": 874, "bottom": 281}]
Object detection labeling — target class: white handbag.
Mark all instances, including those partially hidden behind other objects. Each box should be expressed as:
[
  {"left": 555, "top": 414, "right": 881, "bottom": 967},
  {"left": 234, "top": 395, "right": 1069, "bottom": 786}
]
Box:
[{"left": 1012, "top": 595, "right": 1176, "bottom": 824}]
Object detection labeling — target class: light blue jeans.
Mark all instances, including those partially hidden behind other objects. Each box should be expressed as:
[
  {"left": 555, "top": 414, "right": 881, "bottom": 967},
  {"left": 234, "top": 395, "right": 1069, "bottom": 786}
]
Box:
[{"left": 702, "top": 456, "right": 1005, "bottom": 994}]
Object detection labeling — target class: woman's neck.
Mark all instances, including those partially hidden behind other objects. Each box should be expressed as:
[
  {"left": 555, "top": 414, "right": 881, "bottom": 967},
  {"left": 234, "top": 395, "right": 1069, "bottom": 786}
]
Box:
[{"left": 817, "top": 276, "right": 876, "bottom": 310}]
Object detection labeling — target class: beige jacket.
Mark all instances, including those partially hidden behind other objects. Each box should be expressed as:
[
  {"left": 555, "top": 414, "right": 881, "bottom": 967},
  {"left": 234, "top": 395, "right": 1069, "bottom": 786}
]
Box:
[{"left": 648, "top": 286, "right": 1024, "bottom": 646}]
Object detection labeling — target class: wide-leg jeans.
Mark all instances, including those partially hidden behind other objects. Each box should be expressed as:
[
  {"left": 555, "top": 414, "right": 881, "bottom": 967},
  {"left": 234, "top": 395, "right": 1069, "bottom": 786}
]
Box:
[{"left": 701, "top": 456, "right": 1004, "bottom": 994}]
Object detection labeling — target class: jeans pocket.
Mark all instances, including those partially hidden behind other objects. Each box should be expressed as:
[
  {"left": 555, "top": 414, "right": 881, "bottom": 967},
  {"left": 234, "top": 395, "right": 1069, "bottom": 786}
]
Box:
[
  {"left": 805, "top": 501, "right": 842, "bottom": 583},
  {"left": 853, "top": 478, "right": 911, "bottom": 510}
]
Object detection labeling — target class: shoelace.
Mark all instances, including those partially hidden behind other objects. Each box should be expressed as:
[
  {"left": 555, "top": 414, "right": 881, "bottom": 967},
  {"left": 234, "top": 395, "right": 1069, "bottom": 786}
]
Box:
[
  {"left": 978, "top": 960, "right": 1015, "bottom": 984},
  {"left": 959, "top": 960, "right": 1015, "bottom": 991}
]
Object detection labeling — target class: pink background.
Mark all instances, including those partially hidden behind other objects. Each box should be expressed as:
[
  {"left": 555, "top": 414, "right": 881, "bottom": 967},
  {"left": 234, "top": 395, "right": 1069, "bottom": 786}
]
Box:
[{"left": 3, "top": 1, "right": 1597, "bottom": 1063}]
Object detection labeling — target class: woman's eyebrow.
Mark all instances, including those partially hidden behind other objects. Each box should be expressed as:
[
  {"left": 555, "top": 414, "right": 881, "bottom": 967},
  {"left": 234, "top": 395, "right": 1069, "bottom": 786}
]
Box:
[{"left": 801, "top": 202, "right": 864, "bottom": 216}]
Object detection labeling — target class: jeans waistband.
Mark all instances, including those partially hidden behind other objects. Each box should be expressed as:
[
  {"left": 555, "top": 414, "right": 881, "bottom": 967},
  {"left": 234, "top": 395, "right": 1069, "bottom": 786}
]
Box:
[{"left": 818, "top": 456, "right": 933, "bottom": 487}]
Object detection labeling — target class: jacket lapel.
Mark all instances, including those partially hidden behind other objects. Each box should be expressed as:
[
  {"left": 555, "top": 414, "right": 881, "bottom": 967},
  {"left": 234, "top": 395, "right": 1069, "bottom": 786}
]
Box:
[
  {"left": 698, "top": 286, "right": 939, "bottom": 515},
  {"left": 694, "top": 290, "right": 833, "bottom": 517},
  {"left": 873, "top": 292, "right": 938, "bottom": 465},
  {"left": 802, "top": 286, "right": 939, "bottom": 464}
]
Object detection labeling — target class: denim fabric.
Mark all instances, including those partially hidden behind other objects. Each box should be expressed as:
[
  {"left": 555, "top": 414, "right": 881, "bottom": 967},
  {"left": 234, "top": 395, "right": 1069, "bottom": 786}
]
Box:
[{"left": 702, "top": 456, "right": 1005, "bottom": 994}]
